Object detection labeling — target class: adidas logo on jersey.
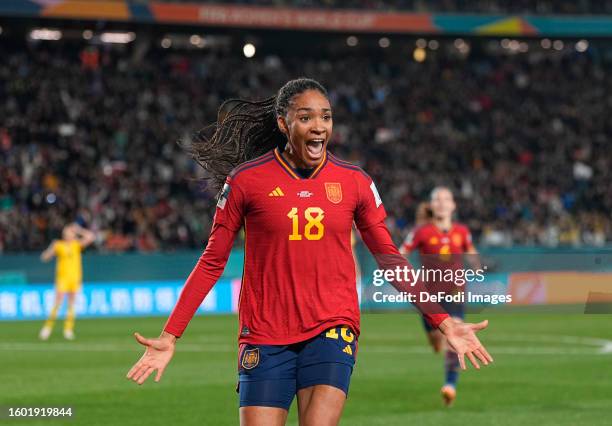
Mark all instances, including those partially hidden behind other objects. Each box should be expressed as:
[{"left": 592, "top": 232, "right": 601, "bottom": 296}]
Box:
[{"left": 268, "top": 187, "right": 285, "bottom": 197}]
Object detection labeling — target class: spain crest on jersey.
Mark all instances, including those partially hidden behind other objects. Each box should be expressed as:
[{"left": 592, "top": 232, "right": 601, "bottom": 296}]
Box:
[
  {"left": 241, "top": 348, "right": 260, "bottom": 370},
  {"left": 325, "top": 182, "right": 342, "bottom": 204}
]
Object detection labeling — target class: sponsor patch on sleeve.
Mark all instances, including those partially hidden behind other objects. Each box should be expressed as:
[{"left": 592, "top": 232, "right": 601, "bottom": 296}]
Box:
[
  {"left": 217, "top": 182, "right": 231, "bottom": 210},
  {"left": 404, "top": 231, "right": 414, "bottom": 246},
  {"left": 370, "top": 181, "right": 382, "bottom": 208}
]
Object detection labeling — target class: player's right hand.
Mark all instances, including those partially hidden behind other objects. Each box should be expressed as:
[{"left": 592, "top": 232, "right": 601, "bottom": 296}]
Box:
[{"left": 126, "top": 331, "right": 176, "bottom": 385}]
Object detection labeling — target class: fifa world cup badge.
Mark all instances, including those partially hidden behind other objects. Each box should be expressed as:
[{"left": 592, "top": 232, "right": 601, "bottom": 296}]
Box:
[{"left": 241, "top": 348, "right": 260, "bottom": 369}]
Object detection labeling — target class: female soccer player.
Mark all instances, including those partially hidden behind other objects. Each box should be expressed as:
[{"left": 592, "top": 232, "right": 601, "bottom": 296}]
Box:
[
  {"left": 401, "top": 187, "right": 481, "bottom": 406},
  {"left": 39, "top": 223, "right": 96, "bottom": 340},
  {"left": 127, "top": 79, "right": 492, "bottom": 425}
]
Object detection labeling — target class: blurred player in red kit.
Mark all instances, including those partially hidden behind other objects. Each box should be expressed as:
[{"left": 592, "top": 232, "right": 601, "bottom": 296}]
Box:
[
  {"left": 401, "top": 187, "right": 481, "bottom": 406},
  {"left": 127, "top": 79, "right": 492, "bottom": 425}
]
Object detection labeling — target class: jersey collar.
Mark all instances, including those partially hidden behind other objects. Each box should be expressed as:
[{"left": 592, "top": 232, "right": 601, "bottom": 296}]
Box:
[
  {"left": 433, "top": 222, "right": 454, "bottom": 234},
  {"left": 273, "top": 148, "right": 328, "bottom": 180}
]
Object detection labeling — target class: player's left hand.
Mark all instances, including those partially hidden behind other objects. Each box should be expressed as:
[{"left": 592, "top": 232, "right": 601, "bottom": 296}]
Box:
[
  {"left": 126, "top": 331, "right": 176, "bottom": 385},
  {"left": 439, "top": 318, "right": 493, "bottom": 370}
]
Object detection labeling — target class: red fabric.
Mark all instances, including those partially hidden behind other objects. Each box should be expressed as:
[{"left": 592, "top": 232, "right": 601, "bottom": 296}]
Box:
[
  {"left": 403, "top": 222, "right": 474, "bottom": 295},
  {"left": 359, "top": 221, "right": 449, "bottom": 329},
  {"left": 164, "top": 149, "right": 448, "bottom": 342},
  {"left": 163, "top": 222, "right": 237, "bottom": 337},
  {"left": 406, "top": 222, "right": 473, "bottom": 255}
]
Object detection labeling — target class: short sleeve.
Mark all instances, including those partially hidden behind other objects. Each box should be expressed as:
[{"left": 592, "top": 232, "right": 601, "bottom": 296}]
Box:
[
  {"left": 212, "top": 175, "right": 246, "bottom": 232},
  {"left": 354, "top": 172, "right": 387, "bottom": 230}
]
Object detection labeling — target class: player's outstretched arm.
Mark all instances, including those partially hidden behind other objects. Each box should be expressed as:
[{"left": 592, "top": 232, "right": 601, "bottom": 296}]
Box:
[
  {"left": 126, "top": 222, "right": 237, "bottom": 385},
  {"left": 358, "top": 220, "right": 493, "bottom": 370},
  {"left": 126, "top": 331, "right": 176, "bottom": 384},
  {"left": 439, "top": 318, "right": 493, "bottom": 370},
  {"left": 126, "top": 171, "right": 244, "bottom": 385}
]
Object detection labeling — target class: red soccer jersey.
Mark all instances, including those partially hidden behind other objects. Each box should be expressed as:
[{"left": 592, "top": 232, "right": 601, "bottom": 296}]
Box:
[
  {"left": 216, "top": 148, "right": 385, "bottom": 344},
  {"left": 164, "top": 148, "right": 449, "bottom": 345},
  {"left": 402, "top": 222, "right": 474, "bottom": 291},
  {"left": 403, "top": 222, "right": 474, "bottom": 257}
]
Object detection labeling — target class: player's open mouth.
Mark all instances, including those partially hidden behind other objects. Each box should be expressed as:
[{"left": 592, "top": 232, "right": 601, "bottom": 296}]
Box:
[{"left": 305, "top": 139, "right": 325, "bottom": 158}]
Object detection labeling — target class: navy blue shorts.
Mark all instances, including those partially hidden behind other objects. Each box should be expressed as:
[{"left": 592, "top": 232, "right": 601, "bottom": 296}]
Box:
[
  {"left": 237, "top": 325, "right": 357, "bottom": 410},
  {"left": 422, "top": 301, "right": 465, "bottom": 332}
]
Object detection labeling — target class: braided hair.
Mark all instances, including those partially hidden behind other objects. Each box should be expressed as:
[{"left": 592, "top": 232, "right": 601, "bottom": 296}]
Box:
[{"left": 187, "top": 78, "right": 328, "bottom": 193}]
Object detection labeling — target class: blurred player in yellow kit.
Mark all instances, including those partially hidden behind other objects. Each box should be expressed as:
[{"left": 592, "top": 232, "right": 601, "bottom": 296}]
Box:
[{"left": 39, "top": 223, "right": 96, "bottom": 340}]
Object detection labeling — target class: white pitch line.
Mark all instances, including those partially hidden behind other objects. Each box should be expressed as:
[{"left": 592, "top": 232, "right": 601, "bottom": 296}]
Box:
[
  {"left": 600, "top": 342, "right": 612, "bottom": 354},
  {"left": 0, "top": 342, "right": 610, "bottom": 356},
  {"left": 365, "top": 346, "right": 604, "bottom": 356},
  {"left": 0, "top": 342, "right": 234, "bottom": 353},
  {"left": 484, "top": 334, "right": 612, "bottom": 347},
  {"left": 364, "top": 333, "right": 612, "bottom": 347}
]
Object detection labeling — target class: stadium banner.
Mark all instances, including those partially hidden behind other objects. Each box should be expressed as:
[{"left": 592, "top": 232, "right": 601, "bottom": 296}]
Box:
[
  {"left": 0, "top": 279, "right": 241, "bottom": 321},
  {"left": 508, "top": 272, "right": 612, "bottom": 306},
  {"left": 149, "top": 3, "right": 436, "bottom": 33},
  {"left": 2, "top": 249, "right": 612, "bottom": 319},
  {"left": 2, "top": 271, "right": 612, "bottom": 320},
  {"left": 358, "top": 251, "right": 612, "bottom": 313},
  {"left": 361, "top": 270, "right": 612, "bottom": 312},
  {"left": 0, "top": 250, "right": 245, "bottom": 285},
  {"left": 2, "top": 1, "right": 612, "bottom": 36}
]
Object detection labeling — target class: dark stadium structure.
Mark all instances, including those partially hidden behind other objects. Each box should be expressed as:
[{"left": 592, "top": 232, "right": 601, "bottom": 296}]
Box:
[{"left": 121, "top": 0, "right": 612, "bottom": 14}]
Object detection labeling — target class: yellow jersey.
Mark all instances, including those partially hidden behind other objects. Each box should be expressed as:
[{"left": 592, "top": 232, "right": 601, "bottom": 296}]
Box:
[{"left": 54, "top": 240, "right": 83, "bottom": 291}]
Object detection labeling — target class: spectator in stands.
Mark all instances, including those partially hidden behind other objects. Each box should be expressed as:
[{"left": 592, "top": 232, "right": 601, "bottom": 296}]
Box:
[{"left": 1, "top": 40, "right": 610, "bottom": 252}]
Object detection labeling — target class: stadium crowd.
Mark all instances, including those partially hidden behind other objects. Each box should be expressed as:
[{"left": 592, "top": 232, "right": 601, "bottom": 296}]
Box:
[
  {"left": 1, "top": 41, "right": 610, "bottom": 252},
  {"left": 149, "top": 0, "right": 612, "bottom": 14}
]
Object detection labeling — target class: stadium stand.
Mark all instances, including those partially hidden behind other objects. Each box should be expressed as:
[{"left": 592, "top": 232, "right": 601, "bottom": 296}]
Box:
[{"left": 1, "top": 36, "right": 610, "bottom": 252}]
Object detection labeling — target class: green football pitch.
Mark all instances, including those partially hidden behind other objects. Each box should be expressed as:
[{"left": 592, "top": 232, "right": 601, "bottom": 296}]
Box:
[{"left": 1, "top": 313, "right": 611, "bottom": 425}]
